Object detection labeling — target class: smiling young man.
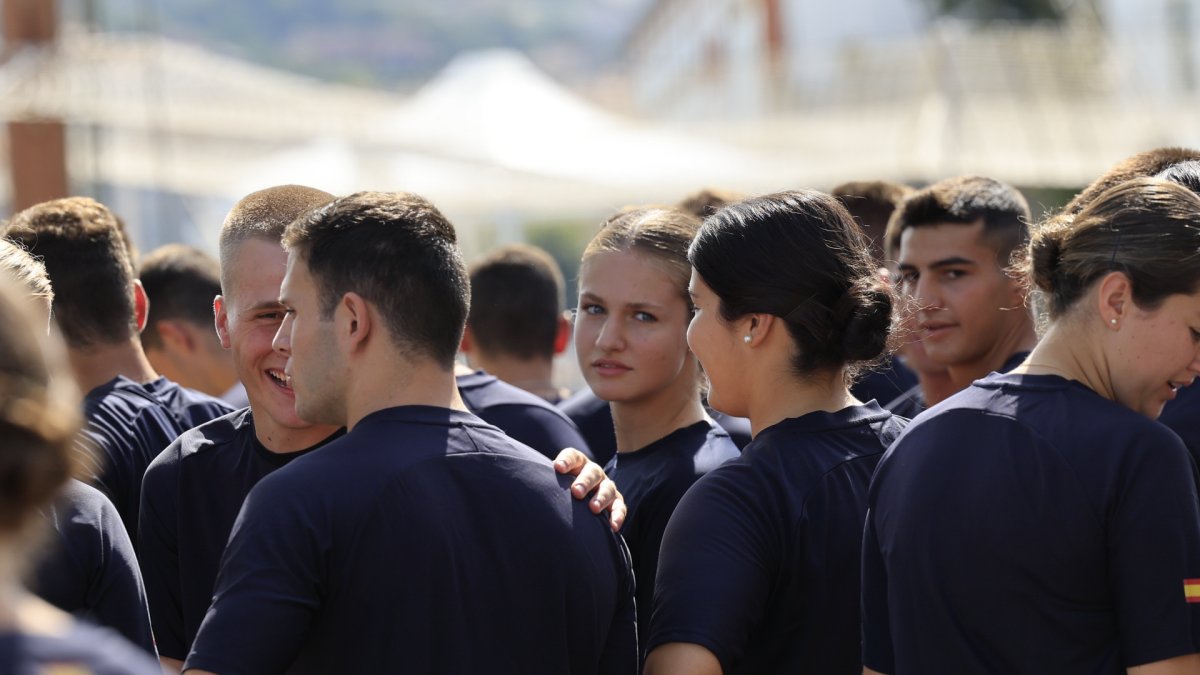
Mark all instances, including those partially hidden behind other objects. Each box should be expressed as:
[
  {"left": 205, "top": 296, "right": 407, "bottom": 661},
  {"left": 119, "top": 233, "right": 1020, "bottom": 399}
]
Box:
[
  {"left": 886, "top": 176, "right": 1039, "bottom": 418},
  {"left": 183, "top": 191, "right": 636, "bottom": 674}
]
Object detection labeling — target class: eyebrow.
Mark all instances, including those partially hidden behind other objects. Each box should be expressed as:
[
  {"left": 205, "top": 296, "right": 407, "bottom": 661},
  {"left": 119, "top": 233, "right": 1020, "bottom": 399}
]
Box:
[
  {"left": 578, "top": 292, "right": 666, "bottom": 311},
  {"left": 246, "top": 300, "right": 286, "bottom": 312},
  {"left": 899, "top": 256, "right": 978, "bottom": 271}
]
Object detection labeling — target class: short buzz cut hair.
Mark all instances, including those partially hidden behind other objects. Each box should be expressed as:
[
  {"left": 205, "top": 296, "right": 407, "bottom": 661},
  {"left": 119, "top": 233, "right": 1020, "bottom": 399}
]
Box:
[
  {"left": 137, "top": 244, "right": 222, "bottom": 349},
  {"left": 887, "top": 175, "right": 1031, "bottom": 263},
  {"left": 832, "top": 180, "right": 914, "bottom": 262},
  {"left": 283, "top": 191, "right": 469, "bottom": 367},
  {"left": 468, "top": 244, "right": 564, "bottom": 361},
  {"left": 218, "top": 185, "right": 334, "bottom": 293},
  {"left": 3, "top": 197, "right": 137, "bottom": 348},
  {"left": 1063, "top": 147, "right": 1200, "bottom": 216}
]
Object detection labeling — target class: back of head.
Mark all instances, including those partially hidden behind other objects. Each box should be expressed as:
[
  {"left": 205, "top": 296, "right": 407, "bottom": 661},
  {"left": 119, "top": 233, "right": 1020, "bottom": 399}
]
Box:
[
  {"left": 283, "top": 191, "right": 469, "bottom": 367},
  {"left": 888, "top": 175, "right": 1031, "bottom": 264},
  {"left": 138, "top": 244, "right": 222, "bottom": 349},
  {"left": 219, "top": 185, "right": 334, "bottom": 292},
  {"left": 1157, "top": 160, "right": 1200, "bottom": 196},
  {"left": 689, "top": 190, "right": 894, "bottom": 377},
  {"left": 832, "top": 180, "right": 913, "bottom": 262},
  {"left": 3, "top": 197, "right": 136, "bottom": 349},
  {"left": 1063, "top": 147, "right": 1200, "bottom": 216},
  {"left": 1028, "top": 177, "right": 1200, "bottom": 319},
  {"left": 583, "top": 206, "right": 702, "bottom": 303},
  {"left": 468, "top": 244, "right": 565, "bottom": 361},
  {"left": 676, "top": 187, "right": 745, "bottom": 220},
  {"left": 0, "top": 277, "right": 80, "bottom": 534}
]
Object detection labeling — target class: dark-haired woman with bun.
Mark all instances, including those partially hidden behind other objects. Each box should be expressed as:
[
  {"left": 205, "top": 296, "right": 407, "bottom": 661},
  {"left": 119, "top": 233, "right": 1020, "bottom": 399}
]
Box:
[
  {"left": 862, "top": 177, "right": 1200, "bottom": 675},
  {"left": 0, "top": 277, "right": 160, "bottom": 674},
  {"left": 643, "top": 190, "right": 906, "bottom": 675}
]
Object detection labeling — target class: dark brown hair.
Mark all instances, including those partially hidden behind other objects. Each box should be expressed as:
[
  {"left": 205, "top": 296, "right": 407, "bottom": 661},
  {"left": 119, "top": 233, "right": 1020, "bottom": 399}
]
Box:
[
  {"left": 582, "top": 207, "right": 702, "bottom": 308},
  {"left": 690, "top": 190, "right": 894, "bottom": 378},
  {"left": 1062, "top": 147, "right": 1200, "bottom": 216},
  {"left": 676, "top": 188, "right": 745, "bottom": 220},
  {"left": 283, "top": 191, "right": 469, "bottom": 367},
  {"left": 3, "top": 197, "right": 137, "bottom": 349},
  {"left": 832, "top": 180, "right": 913, "bottom": 262},
  {"left": 887, "top": 176, "right": 1030, "bottom": 264},
  {"left": 138, "top": 244, "right": 223, "bottom": 349},
  {"left": 1028, "top": 177, "right": 1200, "bottom": 318},
  {"left": 468, "top": 244, "right": 564, "bottom": 361}
]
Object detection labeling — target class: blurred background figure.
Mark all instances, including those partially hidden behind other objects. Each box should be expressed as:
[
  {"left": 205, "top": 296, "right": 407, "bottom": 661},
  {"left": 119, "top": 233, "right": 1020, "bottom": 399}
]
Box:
[
  {"left": 139, "top": 243, "right": 245, "bottom": 407},
  {"left": 462, "top": 243, "right": 572, "bottom": 403}
]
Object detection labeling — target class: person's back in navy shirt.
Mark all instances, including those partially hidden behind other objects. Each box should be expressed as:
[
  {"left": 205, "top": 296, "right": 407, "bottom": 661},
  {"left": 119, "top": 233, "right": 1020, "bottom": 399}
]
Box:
[
  {"left": 138, "top": 407, "right": 339, "bottom": 661},
  {"left": 0, "top": 618, "right": 162, "bottom": 675},
  {"left": 1159, "top": 384, "right": 1200, "bottom": 471},
  {"left": 885, "top": 350, "right": 1028, "bottom": 420},
  {"left": 603, "top": 419, "right": 739, "bottom": 658},
  {"left": 862, "top": 372, "right": 1200, "bottom": 674},
  {"left": 851, "top": 356, "right": 917, "bottom": 406},
  {"left": 457, "top": 369, "right": 593, "bottom": 460},
  {"left": 186, "top": 406, "right": 636, "bottom": 674},
  {"left": 649, "top": 402, "right": 905, "bottom": 674},
  {"left": 32, "top": 479, "right": 155, "bottom": 655},
  {"left": 77, "top": 376, "right": 233, "bottom": 540}
]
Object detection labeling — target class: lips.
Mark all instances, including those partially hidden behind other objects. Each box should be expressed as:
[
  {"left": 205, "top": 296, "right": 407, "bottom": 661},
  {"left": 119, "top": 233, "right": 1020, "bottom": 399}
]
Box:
[
  {"left": 267, "top": 368, "right": 292, "bottom": 391},
  {"left": 919, "top": 321, "right": 956, "bottom": 340},
  {"left": 591, "top": 359, "right": 632, "bottom": 377}
]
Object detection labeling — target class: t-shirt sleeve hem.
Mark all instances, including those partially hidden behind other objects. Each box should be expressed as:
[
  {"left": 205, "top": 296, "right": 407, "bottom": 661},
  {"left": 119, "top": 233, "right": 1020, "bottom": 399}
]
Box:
[
  {"left": 183, "top": 654, "right": 255, "bottom": 675},
  {"left": 645, "top": 631, "right": 733, "bottom": 673},
  {"left": 1123, "top": 642, "right": 1200, "bottom": 669}
]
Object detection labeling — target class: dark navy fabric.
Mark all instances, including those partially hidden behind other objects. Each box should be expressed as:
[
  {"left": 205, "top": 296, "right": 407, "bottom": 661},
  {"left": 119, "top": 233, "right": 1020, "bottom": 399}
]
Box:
[
  {"left": 32, "top": 479, "right": 154, "bottom": 655},
  {"left": 139, "top": 407, "right": 339, "bottom": 660},
  {"left": 1159, "top": 383, "right": 1200, "bottom": 471},
  {"left": 560, "top": 389, "right": 752, "bottom": 467},
  {"left": 883, "top": 351, "right": 1029, "bottom": 421},
  {"left": 602, "top": 420, "right": 740, "bottom": 659},
  {"left": 649, "top": 402, "right": 905, "bottom": 675},
  {"left": 851, "top": 356, "right": 917, "bottom": 408},
  {"left": 77, "top": 376, "right": 233, "bottom": 541},
  {"left": 457, "top": 370, "right": 593, "bottom": 460},
  {"left": 186, "top": 406, "right": 637, "bottom": 675},
  {"left": 0, "top": 619, "right": 161, "bottom": 674},
  {"left": 863, "top": 372, "right": 1200, "bottom": 674}
]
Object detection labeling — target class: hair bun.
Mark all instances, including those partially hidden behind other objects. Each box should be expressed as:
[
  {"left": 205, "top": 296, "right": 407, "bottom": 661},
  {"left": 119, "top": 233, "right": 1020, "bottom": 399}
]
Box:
[
  {"left": 837, "top": 281, "right": 893, "bottom": 363},
  {"left": 1029, "top": 216, "right": 1070, "bottom": 295}
]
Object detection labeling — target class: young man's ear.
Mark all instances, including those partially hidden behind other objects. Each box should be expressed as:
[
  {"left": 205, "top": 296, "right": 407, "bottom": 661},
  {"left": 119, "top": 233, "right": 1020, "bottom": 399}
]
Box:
[
  {"left": 214, "top": 296, "right": 232, "bottom": 350},
  {"left": 553, "top": 313, "right": 571, "bottom": 355},
  {"left": 460, "top": 326, "right": 475, "bottom": 354},
  {"left": 339, "top": 292, "right": 373, "bottom": 352},
  {"left": 132, "top": 279, "right": 150, "bottom": 333}
]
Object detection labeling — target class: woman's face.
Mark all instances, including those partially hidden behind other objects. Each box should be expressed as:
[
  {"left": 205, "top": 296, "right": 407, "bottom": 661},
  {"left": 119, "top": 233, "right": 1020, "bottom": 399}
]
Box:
[
  {"left": 574, "top": 250, "right": 697, "bottom": 408},
  {"left": 1109, "top": 289, "right": 1200, "bottom": 418},
  {"left": 686, "top": 271, "right": 748, "bottom": 418}
]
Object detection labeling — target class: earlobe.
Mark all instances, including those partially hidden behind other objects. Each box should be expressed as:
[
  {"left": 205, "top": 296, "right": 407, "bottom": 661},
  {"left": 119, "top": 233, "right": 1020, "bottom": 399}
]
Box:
[
  {"left": 132, "top": 279, "right": 150, "bottom": 333},
  {"left": 1096, "top": 271, "right": 1130, "bottom": 327},
  {"left": 214, "top": 296, "right": 232, "bottom": 349},
  {"left": 553, "top": 314, "right": 571, "bottom": 355},
  {"left": 460, "top": 326, "right": 474, "bottom": 354}
]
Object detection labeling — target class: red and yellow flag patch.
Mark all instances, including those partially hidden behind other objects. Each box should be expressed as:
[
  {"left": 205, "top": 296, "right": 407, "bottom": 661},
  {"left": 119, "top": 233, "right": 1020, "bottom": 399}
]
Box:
[{"left": 1185, "top": 579, "right": 1200, "bottom": 603}]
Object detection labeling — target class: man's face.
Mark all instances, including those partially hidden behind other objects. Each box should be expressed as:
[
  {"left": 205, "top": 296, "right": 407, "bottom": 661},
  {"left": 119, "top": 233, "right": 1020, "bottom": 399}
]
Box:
[
  {"left": 273, "top": 252, "right": 345, "bottom": 427},
  {"left": 896, "top": 221, "right": 1025, "bottom": 370},
  {"left": 216, "top": 238, "right": 310, "bottom": 430}
]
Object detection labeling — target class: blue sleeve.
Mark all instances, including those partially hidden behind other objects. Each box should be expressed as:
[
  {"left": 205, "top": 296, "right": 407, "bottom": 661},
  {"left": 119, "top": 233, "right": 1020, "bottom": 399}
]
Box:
[
  {"left": 85, "top": 487, "right": 157, "bottom": 656},
  {"left": 1110, "top": 431, "right": 1200, "bottom": 667},
  {"left": 861, "top": 506, "right": 894, "bottom": 673},
  {"left": 647, "top": 468, "right": 776, "bottom": 673},
  {"left": 184, "top": 476, "right": 323, "bottom": 675},
  {"left": 599, "top": 532, "right": 639, "bottom": 675},
  {"left": 477, "top": 406, "right": 593, "bottom": 461},
  {"left": 138, "top": 446, "right": 187, "bottom": 659}
]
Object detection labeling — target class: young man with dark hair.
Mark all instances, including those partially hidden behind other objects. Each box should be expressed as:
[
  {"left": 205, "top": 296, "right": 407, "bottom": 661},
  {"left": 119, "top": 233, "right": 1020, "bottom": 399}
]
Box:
[
  {"left": 885, "top": 176, "right": 1038, "bottom": 418},
  {"left": 185, "top": 191, "right": 636, "bottom": 675},
  {"left": 1061, "top": 146, "right": 1200, "bottom": 217},
  {"left": 139, "top": 244, "right": 243, "bottom": 405},
  {"left": 3, "top": 197, "right": 231, "bottom": 540},
  {"left": 463, "top": 243, "right": 572, "bottom": 402}
]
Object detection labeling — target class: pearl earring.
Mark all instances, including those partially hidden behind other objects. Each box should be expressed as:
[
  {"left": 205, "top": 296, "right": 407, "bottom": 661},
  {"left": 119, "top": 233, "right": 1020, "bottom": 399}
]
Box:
[
  {"left": 743, "top": 335, "right": 752, "bottom": 344},
  {"left": 1110, "top": 318, "right": 1118, "bottom": 325}
]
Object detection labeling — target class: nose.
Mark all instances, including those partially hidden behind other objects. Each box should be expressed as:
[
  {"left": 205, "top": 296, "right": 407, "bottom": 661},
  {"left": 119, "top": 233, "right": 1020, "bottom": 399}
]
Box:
[
  {"left": 272, "top": 312, "right": 294, "bottom": 356},
  {"left": 595, "top": 314, "right": 626, "bottom": 352},
  {"left": 909, "top": 274, "right": 943, "bottom": 315}
]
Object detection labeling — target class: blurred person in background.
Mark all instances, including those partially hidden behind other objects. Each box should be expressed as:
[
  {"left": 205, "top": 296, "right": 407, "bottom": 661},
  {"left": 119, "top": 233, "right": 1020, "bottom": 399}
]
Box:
[
  {"left": 884, "top": 176, "right": 1037, "bottom": 419},
  {"left": 0, "top": 274, "right": 160, "bottom": 674},
  {"left": 462, "top": 243, "right": 572, "bottom": 403},
  {"left": 645, "top": 190, "right": 905, "bottom": 674},
  {"left": 0, "top": 240, "right": 155, "bottom": 655},
  {"left": 139, "top": 244, "right": 245, "bottom": 407},
  {"left": 3, "top": 198, "right": 232, "bottom": 542},
  {"left": 574, "top": 206, "right": 740, "bottom": 663},
  {"left": 833, "top": 180, "right": 919, "bottom": 406}
]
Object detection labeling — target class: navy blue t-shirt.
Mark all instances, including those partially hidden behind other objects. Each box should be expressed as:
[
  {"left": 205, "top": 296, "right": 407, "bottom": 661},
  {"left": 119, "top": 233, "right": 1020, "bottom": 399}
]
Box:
[
  {"left": 0, "top": 619, "right": 161, "bottom": 675},
  {"left": 1159, "top": 383, "right": 1200, "bottom": 471},
  {"left": 649, "top": 402, "right": 905, "bottom": 674},
  {"left": 851, "top": 356, "right": 917, "bottom": 407},
  {"left": 863, "top": 372, "right": 1200, "bottom": 673},
  {"left": 602, "top": 420, "right": 740, "bottom": 658},
  {"left": 186, "top": 406, "right": 637, "bottom": 675},
  {"left": 32, "top": 479, "right": 154, "bottom": 655},
  {"left": 560, "top": 389, "right": 752, "bottom": 467},
  {"left": 77, "top": 376, "right": 233, "bottom": 540},
  {"left": 139, "top": 407, "right": 339, "bottom": 660},
  {"left": 457, "top": 370, "right": 593, "bottom": 460}
]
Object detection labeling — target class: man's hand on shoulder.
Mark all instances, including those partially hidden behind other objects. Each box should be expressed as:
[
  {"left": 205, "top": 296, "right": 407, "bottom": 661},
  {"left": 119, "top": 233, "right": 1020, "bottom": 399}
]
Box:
[{"left": 554, "top": 447, "right": 625, "bottom": 532}]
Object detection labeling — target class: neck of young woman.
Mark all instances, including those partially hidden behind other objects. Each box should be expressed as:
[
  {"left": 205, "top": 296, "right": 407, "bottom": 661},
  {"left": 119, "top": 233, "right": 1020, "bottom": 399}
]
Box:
[
  {"left": 1011, "top": 320, "right": 1114, "bottom": 400},
  {"left": 746, "top": 367, "right": 859, "bottom": 438},
  {"left": 611, "top": 387, "right": 706, "bottom": 455}
]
